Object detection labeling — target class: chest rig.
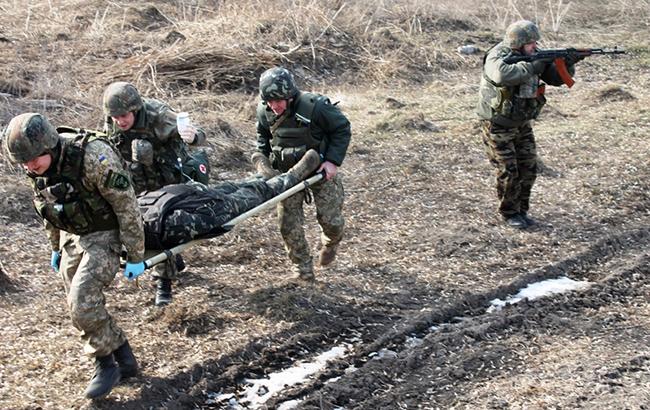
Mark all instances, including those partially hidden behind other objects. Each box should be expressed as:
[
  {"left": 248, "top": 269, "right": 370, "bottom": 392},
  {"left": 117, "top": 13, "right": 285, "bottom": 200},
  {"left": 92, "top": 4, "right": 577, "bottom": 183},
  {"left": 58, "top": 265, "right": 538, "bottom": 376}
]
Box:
[
  {"left": 481, "top": 46, "right": 547, "bottom": 124},
  {"left": 265, "top": 92, "right": 326, "bottom": 172},
  {"left": 109, "top": 99, "right": 187, "bottom": 192},
  {"left": 31, "top": 130, "right": 119, "bottom": 235}
]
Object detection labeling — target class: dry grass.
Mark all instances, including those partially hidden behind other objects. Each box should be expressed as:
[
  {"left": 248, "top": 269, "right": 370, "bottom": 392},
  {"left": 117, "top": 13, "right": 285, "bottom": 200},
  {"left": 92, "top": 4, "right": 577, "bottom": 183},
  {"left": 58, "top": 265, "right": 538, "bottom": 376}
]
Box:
[
  {"left": 1, "top": 0, "right": 646, "bottom": 128},
  {"left": 0, "top": 0, "right": 649, "bottom": 408}
]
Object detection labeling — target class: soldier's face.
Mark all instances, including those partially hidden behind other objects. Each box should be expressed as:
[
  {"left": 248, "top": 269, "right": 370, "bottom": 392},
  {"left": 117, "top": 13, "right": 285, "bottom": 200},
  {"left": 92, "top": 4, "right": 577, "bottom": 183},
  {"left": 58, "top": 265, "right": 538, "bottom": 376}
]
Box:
[
  {"left": 112, "top": 112, "right": 136, "bottom": 131},
  {"left": 522, "top": 41, "right": 538, "bottom": 55},
  {"left": 24, "top": 153, "right": 52, "bottom": 175},
  {"left": 267, "top": 99, "right": 289, "bottom": 116}
]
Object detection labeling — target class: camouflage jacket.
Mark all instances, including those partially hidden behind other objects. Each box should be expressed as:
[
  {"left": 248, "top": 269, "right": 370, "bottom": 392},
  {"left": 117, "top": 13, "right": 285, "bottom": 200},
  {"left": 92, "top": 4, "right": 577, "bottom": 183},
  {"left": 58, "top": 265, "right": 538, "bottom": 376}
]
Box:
[
  {"left": 476, "top": 42, "right": 570, "bottom": 127},
  {"left": 34, "top": 133, "right": 144, "bottom": 262},
  {"left": 255, "top": 92, "right": 351, "bottom": 169},
  {"left": 105, "top": 98, "right": 206, "bottom": 194}
]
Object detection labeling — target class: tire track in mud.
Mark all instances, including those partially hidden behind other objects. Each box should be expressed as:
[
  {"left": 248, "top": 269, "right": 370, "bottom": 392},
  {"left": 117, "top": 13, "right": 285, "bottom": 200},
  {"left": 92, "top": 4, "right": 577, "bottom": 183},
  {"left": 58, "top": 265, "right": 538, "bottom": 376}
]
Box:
[
  {"left": 119, "top": 226, "right": 650, "bottom": 409},
  {"left": 264, "top": 227, "right": 650, "bottom": 409},
  {"left": 307, "top": 255, "right": 650, "bottom": 410}
]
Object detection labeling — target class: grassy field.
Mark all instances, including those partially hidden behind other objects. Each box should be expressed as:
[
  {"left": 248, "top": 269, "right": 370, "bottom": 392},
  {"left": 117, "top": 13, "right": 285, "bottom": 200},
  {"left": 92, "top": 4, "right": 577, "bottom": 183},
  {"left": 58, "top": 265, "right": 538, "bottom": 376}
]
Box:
[{"left": 1, "top": 0, "right": 649, "bottom": 409}]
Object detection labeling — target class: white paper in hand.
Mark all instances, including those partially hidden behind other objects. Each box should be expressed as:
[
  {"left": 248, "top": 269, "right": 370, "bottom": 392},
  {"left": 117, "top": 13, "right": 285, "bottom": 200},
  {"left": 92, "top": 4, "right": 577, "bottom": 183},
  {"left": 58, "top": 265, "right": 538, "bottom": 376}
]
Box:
[{"left": 176, "top": 112, "right": 191, "bottom": 134}]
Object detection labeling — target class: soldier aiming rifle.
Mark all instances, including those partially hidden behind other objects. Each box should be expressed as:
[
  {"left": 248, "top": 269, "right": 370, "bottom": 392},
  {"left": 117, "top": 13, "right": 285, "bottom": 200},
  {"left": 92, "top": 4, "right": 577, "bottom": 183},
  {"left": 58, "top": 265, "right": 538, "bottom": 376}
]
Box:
[
  {"left": 476, "top": 20, "right": 626, "bottom": 229},
  {"left": 504, "top": 47, "right": 625, "bottom": 87}
]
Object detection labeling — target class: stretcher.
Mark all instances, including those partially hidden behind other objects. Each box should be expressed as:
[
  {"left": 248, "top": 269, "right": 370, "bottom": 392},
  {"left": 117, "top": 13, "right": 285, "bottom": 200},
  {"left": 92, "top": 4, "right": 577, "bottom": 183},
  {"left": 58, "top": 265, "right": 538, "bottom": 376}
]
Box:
[{"left": 142, "top": 172, "right": 324, "bottom": 269}]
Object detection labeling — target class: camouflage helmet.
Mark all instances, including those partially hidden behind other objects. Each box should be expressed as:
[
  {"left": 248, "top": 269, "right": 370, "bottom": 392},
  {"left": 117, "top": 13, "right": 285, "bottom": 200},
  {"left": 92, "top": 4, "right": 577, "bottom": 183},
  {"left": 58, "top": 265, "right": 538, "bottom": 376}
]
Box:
[
  {"left": 102, "top": 81, "right": 144, "bottom": 117},
  {"left": 2, "top": 113, "right": 60, "bottom": 163},
  {"left": 259, "top": 67, "right": 299, "bottom": 101},
  {"left": 504, "top": 20, "right": 541, "bottom": 49}
]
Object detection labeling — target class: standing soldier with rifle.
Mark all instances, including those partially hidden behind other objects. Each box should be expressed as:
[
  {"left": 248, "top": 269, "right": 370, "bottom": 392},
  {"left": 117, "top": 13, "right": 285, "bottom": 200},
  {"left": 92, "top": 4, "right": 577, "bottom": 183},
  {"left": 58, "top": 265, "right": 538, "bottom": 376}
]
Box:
[
  {"left": 2, "top": 113, "right": 146, "bottom": 400},
  {"left": 476, "top": 20, "right": 593, "bottom": 229},
  {"left": 252, "top": 67, "right": 351, "bottom": 281},
  {"left": 102, "top": 81, "right": 209, "bottom": 306}
]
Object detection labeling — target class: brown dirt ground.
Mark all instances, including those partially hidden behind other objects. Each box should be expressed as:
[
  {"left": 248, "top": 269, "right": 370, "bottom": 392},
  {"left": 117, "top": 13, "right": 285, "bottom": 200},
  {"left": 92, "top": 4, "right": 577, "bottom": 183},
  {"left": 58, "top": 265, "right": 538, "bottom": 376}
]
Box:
[{"left": 1, "top": 1, "right": 650, "bottom": 409}]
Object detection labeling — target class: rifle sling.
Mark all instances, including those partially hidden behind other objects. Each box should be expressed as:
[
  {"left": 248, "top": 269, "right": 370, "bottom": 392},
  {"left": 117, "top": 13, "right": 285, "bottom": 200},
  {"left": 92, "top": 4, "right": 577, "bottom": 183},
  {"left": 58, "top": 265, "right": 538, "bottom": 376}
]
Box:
[{"left": 270, "top": 111, "right": 290, "bottom": 135}]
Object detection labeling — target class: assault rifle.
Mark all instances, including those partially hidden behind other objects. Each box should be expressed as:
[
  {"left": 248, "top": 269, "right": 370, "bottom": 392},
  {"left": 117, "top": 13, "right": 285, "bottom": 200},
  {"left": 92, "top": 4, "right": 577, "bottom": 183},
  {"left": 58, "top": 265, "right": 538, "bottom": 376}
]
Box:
[{"left": 504, "top": 47, "right": 625, "bottom": 88}]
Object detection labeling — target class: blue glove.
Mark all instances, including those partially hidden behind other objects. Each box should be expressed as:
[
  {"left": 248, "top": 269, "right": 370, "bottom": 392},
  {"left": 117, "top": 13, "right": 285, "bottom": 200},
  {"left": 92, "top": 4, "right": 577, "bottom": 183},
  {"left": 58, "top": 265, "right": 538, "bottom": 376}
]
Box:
[
  {"left": 50, "top": 251, "right": 61, "bottom": 272},
  {"left": 123, "top": 262, "right": 146, "bottom": 280}
]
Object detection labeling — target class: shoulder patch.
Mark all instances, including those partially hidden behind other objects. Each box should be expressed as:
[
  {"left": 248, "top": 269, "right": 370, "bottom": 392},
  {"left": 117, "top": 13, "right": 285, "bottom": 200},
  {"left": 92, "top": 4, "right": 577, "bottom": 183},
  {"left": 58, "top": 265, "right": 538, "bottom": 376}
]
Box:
[
  {"left": 105, "top": 170, "right": 131, "bottom": 190},
  {"left": 98, "top": 154, "right": 109, "bottom": 166}
]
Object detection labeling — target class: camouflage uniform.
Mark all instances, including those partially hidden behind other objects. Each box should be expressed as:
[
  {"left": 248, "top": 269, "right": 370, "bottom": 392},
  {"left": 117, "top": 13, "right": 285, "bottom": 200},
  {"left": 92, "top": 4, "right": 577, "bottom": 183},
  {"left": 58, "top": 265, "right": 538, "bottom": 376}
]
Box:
[
  {"left": 2, "top": 115, "right": 144, "bottom": 358},
  {"left": 255, "top": 67, "right": 351, "bottom": 277},
  {"left": 276, "top": 175, "right": 344, "bottom": 273},
  {"left": 103, "top": 82, "right": 208, "bottom": 281},
  {"left": 139, "top": 171, "right": 312, "bottom": 249},
  {"left": 104, "top": 97, "right": 208, "bottom": 194},
  {"left": 476, "top": 20, "right": 575, "bottom": 224}
]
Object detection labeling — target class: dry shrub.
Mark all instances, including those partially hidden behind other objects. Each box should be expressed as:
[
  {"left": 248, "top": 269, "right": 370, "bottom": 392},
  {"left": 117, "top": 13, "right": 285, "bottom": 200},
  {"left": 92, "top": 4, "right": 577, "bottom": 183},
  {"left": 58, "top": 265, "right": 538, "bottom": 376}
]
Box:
[
  {"left": 0, "top": 0, "right": 647, "bottom": 127},
  {"left": 595, "top": 84, "right": 636, "bottom": 102},
  {"left": 160, "top": 304, "right": 225, "bottom": 336},
  {"left": 374, "top": 112, "right": 443, "bottom": 133},
  {"left": 87, "top": 0, "right": 480, "bottom": 92}
]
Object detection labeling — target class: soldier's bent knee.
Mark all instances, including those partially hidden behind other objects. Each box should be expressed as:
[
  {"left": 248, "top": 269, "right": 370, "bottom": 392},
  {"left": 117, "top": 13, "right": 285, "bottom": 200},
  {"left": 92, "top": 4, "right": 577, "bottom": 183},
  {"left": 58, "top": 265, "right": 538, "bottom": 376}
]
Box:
[{"left": 70, "top": 303, "right": 106, "bottom": 331}]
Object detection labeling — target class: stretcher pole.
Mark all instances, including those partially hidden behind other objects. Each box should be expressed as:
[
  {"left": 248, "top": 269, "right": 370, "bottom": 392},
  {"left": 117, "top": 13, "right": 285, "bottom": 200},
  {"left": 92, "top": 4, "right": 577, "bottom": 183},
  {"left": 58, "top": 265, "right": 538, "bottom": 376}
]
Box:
[{"left": 143, "top": 172, "right": 324, "bottom": 269}]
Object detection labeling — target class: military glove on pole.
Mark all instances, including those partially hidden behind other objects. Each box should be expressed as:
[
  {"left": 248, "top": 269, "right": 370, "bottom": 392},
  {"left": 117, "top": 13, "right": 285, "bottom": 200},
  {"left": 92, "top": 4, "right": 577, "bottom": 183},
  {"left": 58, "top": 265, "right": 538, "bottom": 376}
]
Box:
[{"left": 123, "top": 262, "right": 146, "bottom": 280}]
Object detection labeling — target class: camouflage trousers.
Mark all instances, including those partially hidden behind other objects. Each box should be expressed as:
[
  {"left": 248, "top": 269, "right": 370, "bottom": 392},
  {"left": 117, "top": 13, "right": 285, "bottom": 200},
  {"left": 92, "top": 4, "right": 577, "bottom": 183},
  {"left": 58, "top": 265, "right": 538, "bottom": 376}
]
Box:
[
  {"left": 151, "top": 254, "right": 178, "bottom": 280},
  {"left": 481, "top": 120, "right": 537, "bottom": 217},
  {"left": 157, "top": 177, "right": 283, "bottom": 248},
  {"left": 59, "top": 229, "right": 126, "bottom": 358},
  {"left": 277, "top": 174, "right": 345, "bottom": 274},
  {"left": 148, "top": 176, "right": 289, "bottom": 276}
]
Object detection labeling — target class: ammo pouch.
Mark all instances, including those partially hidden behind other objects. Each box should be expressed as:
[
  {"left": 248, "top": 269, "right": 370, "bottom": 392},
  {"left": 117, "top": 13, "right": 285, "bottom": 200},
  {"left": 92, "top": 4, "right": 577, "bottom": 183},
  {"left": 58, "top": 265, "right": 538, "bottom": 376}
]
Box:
[
  {"left": 129, "top": 162, "right": 162, "bottom": 193},
  {"left": 490, "top": 84, "right": 547, "bottom": 122},
  {"left": 510, "top": 89, "right": 546, "bottom": 121},
  {"left": 270, "top": 145, "right": 307, "bottom": 172},
  {"left": 157, "top": 153, "right": 183, "bottom": 187},
  {"left": 38, "top": 182, "right": 74, "bottom": 203},
  {"left": 34, "top": 196, "right": 118, "bottom": 235},
  {"left": 181, "top": 149, "right": 211, "bottom": 184}
]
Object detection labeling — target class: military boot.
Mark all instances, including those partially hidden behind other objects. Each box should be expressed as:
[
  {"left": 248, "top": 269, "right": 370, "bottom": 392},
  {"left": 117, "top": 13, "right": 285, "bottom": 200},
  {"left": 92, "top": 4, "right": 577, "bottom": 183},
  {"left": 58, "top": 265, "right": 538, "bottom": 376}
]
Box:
[
  {"left": 155, "top": 278, "right": 172, "bottom": 306},
  {"left": 287, "top": 149, "right": 321, "bottom": 182},
  {"left": 113, "top": 340, "right": 138, "bottom": 378},
  {"left": 251, "top": 152, "right": 278, "bottom": 180},
  {"left": 292, "top": 262, "right": 315, "bottom": 282},
  {"left": 519, "top": 212, "right": 537, "bottom": 226},
  {"left": 84, "top": 354, "right": 121, "bottom": 399},
  {"left": 318, "top": 245, "right": 338, "bottom": 266},
  {"left": 267, "top": 149, "right": 322, "bottom": 192},
  {"left": 175, "top": 254, "right": 186, "bottom": 272},
  {"left": 504, "top": 214, "right": 527, "bottom": 230}
]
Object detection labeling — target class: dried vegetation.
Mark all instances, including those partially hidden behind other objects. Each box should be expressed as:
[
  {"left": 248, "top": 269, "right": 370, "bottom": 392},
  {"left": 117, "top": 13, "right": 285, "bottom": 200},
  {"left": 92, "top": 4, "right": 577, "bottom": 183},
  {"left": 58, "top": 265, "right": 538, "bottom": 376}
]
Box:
[{"left": 1, "top": 0, "right": 650, "bottom": 408}]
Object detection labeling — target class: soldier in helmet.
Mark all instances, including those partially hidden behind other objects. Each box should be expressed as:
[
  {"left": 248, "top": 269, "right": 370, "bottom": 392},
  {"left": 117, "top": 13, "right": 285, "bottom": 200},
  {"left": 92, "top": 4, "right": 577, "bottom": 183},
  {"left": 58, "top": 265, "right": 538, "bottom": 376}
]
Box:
[
  {"left": 477, "top": 20, "right": 581, "bottom": 229},
  {"left": 2, "top": 113, "right": 146, "bottom": 399},
  {"left": 102, "top": 81, "right": 208, "bottom": 306},
  {"left": 252, "top": 67, "right": 351, "bottom": 281}
]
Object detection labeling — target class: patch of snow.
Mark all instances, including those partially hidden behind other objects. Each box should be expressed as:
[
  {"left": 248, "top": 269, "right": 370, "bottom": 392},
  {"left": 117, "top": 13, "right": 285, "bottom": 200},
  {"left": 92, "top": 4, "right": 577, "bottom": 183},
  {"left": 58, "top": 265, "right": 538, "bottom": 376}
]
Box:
[
  {"left": 488, "top": 276, "right": 592, "bottom": 312},
  {"left": 241, "top": 345, "right": 349, "bottom": 408}
]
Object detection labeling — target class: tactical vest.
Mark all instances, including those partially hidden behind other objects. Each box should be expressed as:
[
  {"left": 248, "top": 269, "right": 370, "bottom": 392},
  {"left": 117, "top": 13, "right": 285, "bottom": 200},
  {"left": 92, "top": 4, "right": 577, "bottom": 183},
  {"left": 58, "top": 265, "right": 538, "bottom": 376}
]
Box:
[
  {"left": 265, "top": 92, "right": 326, "bottom": 172},
  {"left": 138, "top": 184, "right": 228, "bottom": 249},
  {"left": 139, "top": 186, "right": 183, "bottom": 249},
  {"left": 31, "top": 129, "right": 119, "bottom": 235},
  {"left": 480, "top": 46, "right": 547, "bottom": 126},
  {"left": 109, "top": 99, "right": 187, "bottom": 192}
]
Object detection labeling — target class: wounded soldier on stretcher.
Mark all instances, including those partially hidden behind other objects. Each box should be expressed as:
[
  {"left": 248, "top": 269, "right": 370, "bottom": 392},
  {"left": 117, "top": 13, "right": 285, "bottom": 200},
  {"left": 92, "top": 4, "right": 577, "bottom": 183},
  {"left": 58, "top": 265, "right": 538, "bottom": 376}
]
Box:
[{"left": 138, "top": 149, "right": 321, "bottom": 250}]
